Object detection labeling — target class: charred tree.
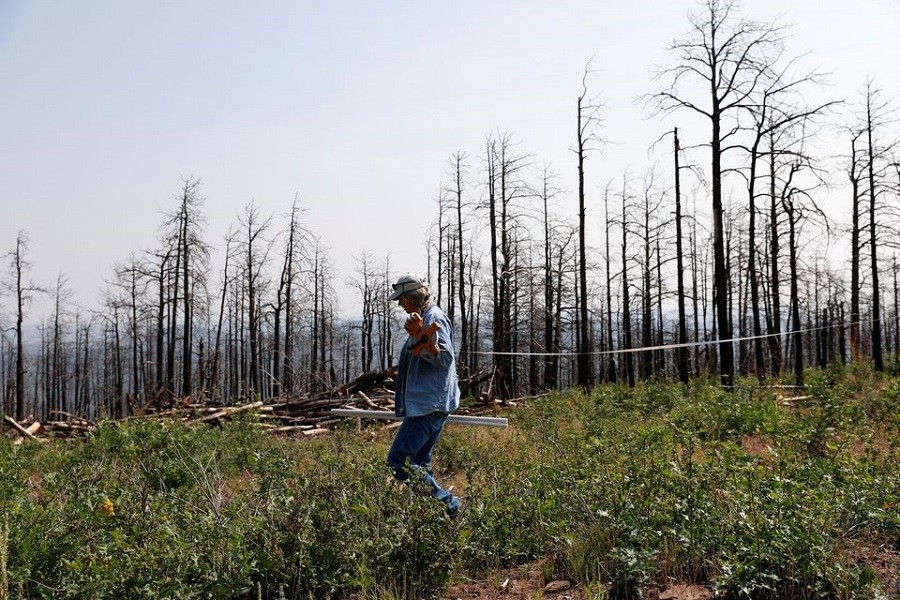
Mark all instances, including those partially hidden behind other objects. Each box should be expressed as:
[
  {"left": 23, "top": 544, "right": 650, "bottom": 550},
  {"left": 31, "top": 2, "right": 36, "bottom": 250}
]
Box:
[
  {"left": 6, "top": 231, "right": 44, "bottom": 419},
  {"left": 673, "top": 129, "right": 690, "bottom": 383},
  {"left": 651, "top": 0, "right": 785, "bottom": 387},
  {"left": 575, "top": 67, "right": 603, "bottom": 391}
]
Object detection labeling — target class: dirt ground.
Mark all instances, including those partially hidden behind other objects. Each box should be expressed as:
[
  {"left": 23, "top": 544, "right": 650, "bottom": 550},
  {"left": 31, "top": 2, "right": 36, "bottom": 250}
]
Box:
[
  {"left": 447, "top": 573, "right": 722, "bottom": 600},
  {"left": 446, "top": 561, "right": 588, "bottom": 600},
  {"left": 445, "top": 550, "right": 900, "bottom": 599},
  {"left": 842, "top": 532, "right": 900, "bottom": 599},
  {"left": 444, "top": 560, "right": 717, "bottom": 600}
]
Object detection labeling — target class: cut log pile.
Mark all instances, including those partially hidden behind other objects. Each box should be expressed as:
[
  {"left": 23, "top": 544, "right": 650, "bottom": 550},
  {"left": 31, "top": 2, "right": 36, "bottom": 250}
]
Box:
[{"left": 2, "top": 368, "right": 509, "bottom": 444}]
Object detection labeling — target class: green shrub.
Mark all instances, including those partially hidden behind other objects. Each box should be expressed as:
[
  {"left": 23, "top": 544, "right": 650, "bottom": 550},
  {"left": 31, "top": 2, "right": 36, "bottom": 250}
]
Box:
[{"left": 1, "top": 374, "right": 898, "bottom": 598}]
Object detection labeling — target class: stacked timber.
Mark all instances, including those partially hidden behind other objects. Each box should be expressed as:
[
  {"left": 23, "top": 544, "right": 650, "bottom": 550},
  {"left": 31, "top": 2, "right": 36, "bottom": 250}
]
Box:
[{"left": 2, "top": 368, "right": 505, "bottom": 443}]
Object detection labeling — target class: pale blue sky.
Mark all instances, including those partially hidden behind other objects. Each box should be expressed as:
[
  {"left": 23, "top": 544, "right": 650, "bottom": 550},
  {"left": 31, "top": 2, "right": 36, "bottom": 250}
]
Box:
[{"left": 1, "top": 1, "right": 898, "bottom": 318}]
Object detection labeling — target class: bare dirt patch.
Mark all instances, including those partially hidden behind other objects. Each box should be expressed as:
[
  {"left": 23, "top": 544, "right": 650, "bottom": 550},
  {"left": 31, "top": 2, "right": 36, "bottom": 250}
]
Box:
[
  {"left": 445, "top": 562, "right": 722, "bottom": 600},
  {"left": 739, "top": 434, "right": 772, "bottom": 459},
  {"left": 446, "top": 561, "right": 586, "bottom": 599},
  {"left": 840, "top": 531, "right": 900, "bottom": 598}
]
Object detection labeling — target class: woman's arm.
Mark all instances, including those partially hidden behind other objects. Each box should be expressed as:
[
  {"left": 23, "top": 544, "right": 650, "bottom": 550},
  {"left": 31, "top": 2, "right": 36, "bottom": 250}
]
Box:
[{"left": 419, "top": 311, "right": 454, "bottom": 370}]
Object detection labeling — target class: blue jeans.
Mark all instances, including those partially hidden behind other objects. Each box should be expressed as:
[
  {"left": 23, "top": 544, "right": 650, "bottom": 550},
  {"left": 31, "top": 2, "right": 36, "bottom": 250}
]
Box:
[{"left": 387, "top": 411, "right": 458, "bottom": 509}]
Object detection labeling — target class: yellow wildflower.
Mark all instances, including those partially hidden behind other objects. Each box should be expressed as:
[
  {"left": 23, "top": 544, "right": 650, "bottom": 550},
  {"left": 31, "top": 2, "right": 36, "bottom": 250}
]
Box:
[{"left": 98, "top": 498, "right": 115, "bottom": 517}]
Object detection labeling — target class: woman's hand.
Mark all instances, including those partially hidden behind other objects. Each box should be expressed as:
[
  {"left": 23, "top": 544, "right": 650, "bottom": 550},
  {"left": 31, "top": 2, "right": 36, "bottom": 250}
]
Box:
[{"left": 404, "top": 312, "right": 424, "bottom": 336}]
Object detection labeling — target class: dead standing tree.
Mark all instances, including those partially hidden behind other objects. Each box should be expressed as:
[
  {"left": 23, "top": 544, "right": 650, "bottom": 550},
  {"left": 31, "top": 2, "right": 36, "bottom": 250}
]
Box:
[
  {"left": 485, "top": 132, "right": 530, "bottom": 400},
  {"left": 309, "top": 239, "right": 336, "bottom": 393},
  {"left": 739, "top": 63, "right": 836, "bottom": 377},
  {"left": 575, "top": 65, "right": 603, "bottom": 391},
  {"left": 160, "top": 179, "right": 210, "bottom": 400},
  {"left": 209, "top": 233, "right": 234, "bottom": 400},
  {"left": 449, "top": 151, "right": 471, "bottom": 375},
  {"left": 770, "top": 113, "right": 832, "bottom": 386},
  {"left": 603, "top": 184, "right": 619, "bottom": 383},
  {"left": 112, "top": 256, "right": 151, "bottom": 408},
  {"left": 637, "top": 171, "right": 668, "bottom": 381},
  {"left": 649, "top": 0, "right": 785, "bottom": 388},
  {"left": 350, "top": 252, "right": 379, "bottom": 373},
  {"left": 5, "top": 231, "right": 45, "bottom": 420},
  {"left": 236, "top": 202, "right": 273, "bottom": 399},
  {"left": 97, "top": 287, "right": 128, "bottom": 418},
  {"left": 378, "top": 256, "right": 395, "bottom": 371},
  {"left": 538, "top": 165, "right": 567, "bottom": 390},
  {"left": 44, "top": 272, "right": 74, "bottom": 419},
  {"left": 860, "top": 79, "right": 895, "bottom": 372},
  {"left": 666, "top": 128, "right": 707, "bottom": 383},
  {"left": 618, "top": 175, "right": 637, "bottom": 388},
  {"left": 847, "top": 130, "right": 865, "bottom": 362},
  {"left": 147, "top": 249, "right": 172, "bottom": 400},
  {"left": 273, "top": 198, "right": 309, "bottom": 397}
]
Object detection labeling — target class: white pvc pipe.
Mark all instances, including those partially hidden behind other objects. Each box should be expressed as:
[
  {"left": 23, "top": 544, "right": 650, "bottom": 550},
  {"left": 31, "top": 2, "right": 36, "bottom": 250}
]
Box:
[{"left": 330, "top": 408, "right": 508, "bottom": 429}]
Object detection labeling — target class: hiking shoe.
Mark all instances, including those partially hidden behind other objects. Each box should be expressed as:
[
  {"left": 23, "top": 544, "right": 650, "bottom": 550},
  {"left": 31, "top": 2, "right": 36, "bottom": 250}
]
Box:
[{"left": 446, "top": 497, "right": 462, "bottom": 519}]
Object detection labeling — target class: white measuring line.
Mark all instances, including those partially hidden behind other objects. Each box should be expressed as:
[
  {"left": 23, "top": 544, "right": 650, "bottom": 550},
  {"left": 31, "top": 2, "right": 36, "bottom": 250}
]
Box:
[
  {"left": 331, "top": 408, "right": 508, "bottom": 429},
  {"left": 470, "top": 320, "right": 871, "bottom": 358},
  {"left": 332, "top": 320, "right": 873, "bottom": 427}
]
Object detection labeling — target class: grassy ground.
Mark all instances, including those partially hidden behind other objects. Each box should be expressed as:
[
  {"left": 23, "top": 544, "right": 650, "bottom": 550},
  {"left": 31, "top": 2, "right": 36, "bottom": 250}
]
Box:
[{"left": 1, "top": 364, "right": 899, "bottom": 599}]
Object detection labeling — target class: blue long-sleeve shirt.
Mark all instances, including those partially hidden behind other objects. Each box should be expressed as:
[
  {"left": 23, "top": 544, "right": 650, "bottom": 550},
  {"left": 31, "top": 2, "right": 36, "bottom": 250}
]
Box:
[{"left": 393, "top": 304, "right": 460, "bottom": 418}]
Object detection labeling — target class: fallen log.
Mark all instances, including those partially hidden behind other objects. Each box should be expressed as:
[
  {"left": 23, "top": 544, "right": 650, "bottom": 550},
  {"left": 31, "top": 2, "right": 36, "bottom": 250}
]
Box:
[
  {"left": 458, "top": 368, "right": 492, "bottom": 394},
  {"left": 356, "top": 391, "right": 381, "bottom": 409},
  {"left": 302, "top": 427, "right": 330, "bottom": 436},
  {"left": 197, "top": 401, "right": 264, "bottom": 423},
  {"left": 267, "top": 425, "right": 318, "bottom": 434},
  {"left": 4, "top": 367, "right": 526, "bottom": 441},
  {"left": 338, "top": 370, "right": 391, "bottom": 395},
  {"left": 25, "top": 421, "right": 45, "bottom": 436},
  {"left": 4, "top": 416, "right": 42, "bottom": 441},
  {"left": 45, "top": 422, "right": 95, "bottom": 434},
  {"left": 286, "top": 397, "right": 345, "bottom": 411},
  {"left": 331, "top": 408, "right": 508, "bottom": 429},
  {"left": 49, "top": 410, "right": 95, "bottom": 426}
]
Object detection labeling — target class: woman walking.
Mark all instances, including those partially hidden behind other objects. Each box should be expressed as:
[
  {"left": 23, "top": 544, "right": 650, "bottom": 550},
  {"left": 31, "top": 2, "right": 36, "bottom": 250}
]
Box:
[{"left": 386, "top": 273, "right": 462, "bottom": 517}]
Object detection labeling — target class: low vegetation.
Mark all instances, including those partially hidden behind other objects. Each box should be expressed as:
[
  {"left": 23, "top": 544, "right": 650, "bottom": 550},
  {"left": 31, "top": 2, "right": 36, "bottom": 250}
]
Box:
[{"left": 2, "top": 364, "right": 899, "bottom": 599}]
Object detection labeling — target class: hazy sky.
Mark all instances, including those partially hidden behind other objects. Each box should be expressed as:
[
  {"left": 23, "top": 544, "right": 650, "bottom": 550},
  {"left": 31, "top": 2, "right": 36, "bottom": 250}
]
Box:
[{"left": 2, "top": 0, "right": 898, "bottom": 319}]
